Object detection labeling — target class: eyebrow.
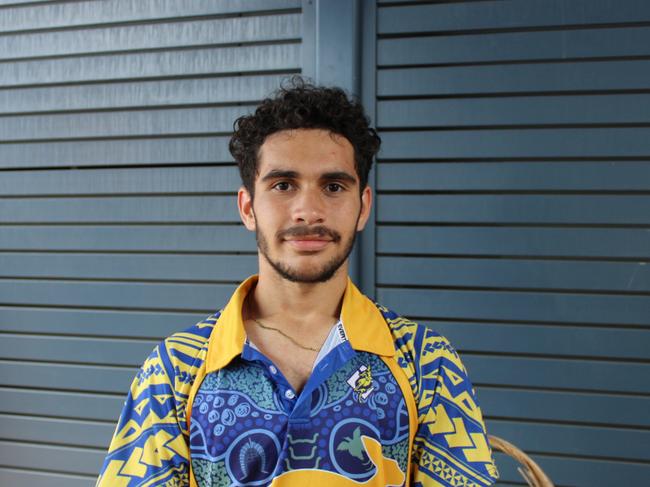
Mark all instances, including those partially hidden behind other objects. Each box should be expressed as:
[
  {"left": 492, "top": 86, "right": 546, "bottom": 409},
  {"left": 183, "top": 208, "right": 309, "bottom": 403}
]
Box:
[
  {"left": 260, "top": 169, "right": 357, "bottom": 185},
  {"left": 260, "top": 169, "right": 299, "bottom": 182},
  {"left": 321, "top": 171, "right": 357, "bottom": 185}
]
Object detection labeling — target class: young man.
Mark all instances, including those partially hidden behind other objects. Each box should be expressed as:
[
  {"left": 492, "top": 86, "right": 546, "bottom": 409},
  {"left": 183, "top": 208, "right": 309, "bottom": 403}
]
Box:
[{"left": 97, "top": 79, "right": 499, "bottom": 486}]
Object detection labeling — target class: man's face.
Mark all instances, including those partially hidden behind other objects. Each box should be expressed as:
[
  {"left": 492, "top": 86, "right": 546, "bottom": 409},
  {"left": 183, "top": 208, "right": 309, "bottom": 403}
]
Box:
[{"left": 238, "top": 128, "right": 372, "bottom": 283}]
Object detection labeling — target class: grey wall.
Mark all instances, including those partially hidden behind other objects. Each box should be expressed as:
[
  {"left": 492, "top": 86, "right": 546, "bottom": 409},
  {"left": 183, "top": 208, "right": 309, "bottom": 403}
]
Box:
[
  {"left": 1, "top": 1, "right": 649, "bottom": 486},
  {"left": 367, "top": 1, "right": 650, "bottom": 486}
]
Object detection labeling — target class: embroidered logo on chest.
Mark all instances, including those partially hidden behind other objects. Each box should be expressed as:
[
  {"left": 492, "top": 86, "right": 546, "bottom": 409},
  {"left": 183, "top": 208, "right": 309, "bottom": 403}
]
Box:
[{"left": 347, "top": 365, "right": 374, "bottom": 402}]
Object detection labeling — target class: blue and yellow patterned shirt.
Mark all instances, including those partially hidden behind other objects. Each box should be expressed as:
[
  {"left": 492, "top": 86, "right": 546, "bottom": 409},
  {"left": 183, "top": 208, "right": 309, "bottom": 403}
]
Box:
[{"left": 97, "top": 275, "right": 499, "bottom": 486}]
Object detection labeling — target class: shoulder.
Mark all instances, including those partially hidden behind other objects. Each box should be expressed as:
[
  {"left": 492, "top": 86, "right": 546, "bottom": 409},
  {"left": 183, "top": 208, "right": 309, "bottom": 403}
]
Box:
[
  {"left": 375, "top": 302, "right": 460, "bottom": 364},
  {"left": 162, "top": 312, "right": 219, "bottom": 360},
  {"left": 157, "top": 310, "right": 221, "bottom": 375},
  {"left": 130, "top": 311, "right": 222, "bottom": 431},
  {"left": 373, "top": 302, "right": 466, "bottom": 402},
  {"left": 135, "top": 311, "right": 221, "bottom": 398}
]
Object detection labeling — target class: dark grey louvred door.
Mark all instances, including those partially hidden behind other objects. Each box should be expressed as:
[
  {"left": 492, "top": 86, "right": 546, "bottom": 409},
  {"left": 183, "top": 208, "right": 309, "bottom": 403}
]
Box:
[
  {"left": 368, "top": 1, "right": 650, "bottom": 486},
  {"left": 0, "top": 1, "right": 302, "bottom": 484}
]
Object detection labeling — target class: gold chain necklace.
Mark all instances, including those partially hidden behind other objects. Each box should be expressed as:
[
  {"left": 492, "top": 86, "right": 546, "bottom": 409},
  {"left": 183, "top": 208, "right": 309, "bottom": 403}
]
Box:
[{"left": 250, "top": 317, "right": 320, "bottom": 352}]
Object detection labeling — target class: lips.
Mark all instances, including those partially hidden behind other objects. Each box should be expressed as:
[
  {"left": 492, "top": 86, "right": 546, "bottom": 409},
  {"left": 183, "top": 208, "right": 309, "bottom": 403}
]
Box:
[{"left": 285, "top": 236, "right": 332, "bottom": 251}]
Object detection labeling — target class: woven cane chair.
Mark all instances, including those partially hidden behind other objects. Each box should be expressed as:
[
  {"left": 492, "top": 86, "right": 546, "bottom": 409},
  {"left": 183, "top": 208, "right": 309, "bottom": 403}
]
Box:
[{"left": 488, "top": 435, "right": 555, "bottom": 487}]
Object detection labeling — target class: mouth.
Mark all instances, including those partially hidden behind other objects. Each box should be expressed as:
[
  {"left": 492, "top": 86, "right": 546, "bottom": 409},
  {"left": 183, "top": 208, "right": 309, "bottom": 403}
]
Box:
[{"left": 284, "top": 236, "right": 333, "bottom": 251}]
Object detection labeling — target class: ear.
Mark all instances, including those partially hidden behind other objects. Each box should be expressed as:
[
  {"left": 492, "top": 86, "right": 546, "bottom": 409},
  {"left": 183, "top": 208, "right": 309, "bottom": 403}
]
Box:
[
  {"left": 237, "top": 186, "right": 256, "bottom": 231},
  {"left": 356, "top": 185, "right": 373, "bottom": 232}
]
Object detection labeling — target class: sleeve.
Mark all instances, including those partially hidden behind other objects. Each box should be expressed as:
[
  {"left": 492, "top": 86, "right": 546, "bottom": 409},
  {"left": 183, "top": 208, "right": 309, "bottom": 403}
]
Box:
[
  {"left": 96, "top": 340, "right": 191, "bottom": 487},
  {"left": 411, "top": 332, "right": 499, "bottom": 487}
]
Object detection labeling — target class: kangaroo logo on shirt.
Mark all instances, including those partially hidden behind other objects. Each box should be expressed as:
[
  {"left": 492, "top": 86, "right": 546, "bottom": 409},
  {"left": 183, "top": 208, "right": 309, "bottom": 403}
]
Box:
[
  {"left": 270, "top": 435, "right": 405, "bottom": 487},
  {"left": 347, "top": 365, "right": 374, "bottom": 402}
]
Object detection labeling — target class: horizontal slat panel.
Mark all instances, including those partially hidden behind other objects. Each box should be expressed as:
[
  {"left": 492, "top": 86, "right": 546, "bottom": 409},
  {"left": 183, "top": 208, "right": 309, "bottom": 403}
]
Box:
[
  {"left": 378, "top": 60, "right": 650, "bottom": 96},
  {"left": 2, "top": 13, "right": 300, "bottom": 60},
  {"left": 378, "top": 26, "right": 650, "bottom": 66},
  {"left": 0, "top": 0, "right": 301, "bottom": 32},
  {"left": 427, "top": 321, "right": 650, "bottom": 360},
  {"left": 0, "top": 106, "right": 252, "bottom": 141},
  {"left": 0, "top": 414, "right": 113, "bottom": 449},
  {"left": 0, "top": 137, "right": 231, "bottom": 168},
  {"left": 0, "top": 0, "right": 52, "bottom": 5},
  {"left": 0, "top": 441, "right": 103, "bottom": 476},
  {"left": 464, "top": 355, "right": 650, "bottom": 394},
  {"left": 0, "top": 388, "right": 123, "bottom": 421},
  {"left": 378, "top": 194, "right": 650, "bottom": 225},
  {"left": 478, "top": 386, "right": 650, "bottom": 427},
  {"left": 488, "top": 419, "right": 650, "bottom": 461},
  {"left": 379, "top": 128, "right": 650, "bottom": 159},
  {"left": 0, "top": 74, "right": 284, "bottom": 114},
  {"left": 0, "top": 225, "right": 256, "bottom": 251},
  {"left": 493, "top": 453, "right": 645, "bottom": 487},
  {"left": 0, "top": 196, "right": 240, "bottom": 223},
  {"left": 0, "top": 334, "right": 157, "bottom": 366},
  {"left": 377, "top": 162, "right": 650, "bottom": 191},
  {"left": 0, "top": 307, "right": 206, "bottom": 338},
  {"left": 0, "top": 279, "right": 237, "bottom": 310},
  {"left": 377, "top": 287, "right": 650, "bottom": 326},
  {"left": 378, "top": 0, "right": 650, "bottom": 34},
  {"left": 377, "top": 226, "right": 650, "bottom": 258},
  {"left": 491, "top": 453, "right": 536, "bottom": 486},
  {"left": 0, "top": 166, "right": 241, "bottom": 196},
  {"left": 377, "top": 95, "right": 650, "bottom": 127},
  {"left": 1, "top": 43, "right": 300, "bottom": 87},
  {"left": 0, "top": 253, "right": 257, "bottom": 280},
  {"left": 378, "top": 257, "right": 650, "bottom": 292},
  {"left": 0, "top": 468, "right": 93, "bottom": 487},
  {"left": 0, "top": 360, "right": 136, "bottom": 393}
]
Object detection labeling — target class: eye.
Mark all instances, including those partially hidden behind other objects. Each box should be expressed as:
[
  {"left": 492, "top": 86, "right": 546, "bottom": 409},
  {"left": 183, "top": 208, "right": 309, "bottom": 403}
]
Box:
[
  {"left": 272, "top": 181, "right": 292, "bottom": 191},
  {"left": 326, "top": 183, "right": 344, "bottom": 193}
]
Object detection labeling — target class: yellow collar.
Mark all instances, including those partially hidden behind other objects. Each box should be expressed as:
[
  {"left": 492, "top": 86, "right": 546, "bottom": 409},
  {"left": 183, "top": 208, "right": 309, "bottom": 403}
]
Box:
[{"left": 205, "top": 275, "right": 395, "bottom": 373}]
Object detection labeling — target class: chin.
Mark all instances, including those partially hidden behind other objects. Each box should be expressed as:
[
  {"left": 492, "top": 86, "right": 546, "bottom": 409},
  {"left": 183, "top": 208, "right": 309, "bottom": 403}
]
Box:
[
  {"left": 280, "top": 268, "right": 339, "bottom": 284},
  {"left": 270, "top": 259, "right": 345, "bottom": 284}
]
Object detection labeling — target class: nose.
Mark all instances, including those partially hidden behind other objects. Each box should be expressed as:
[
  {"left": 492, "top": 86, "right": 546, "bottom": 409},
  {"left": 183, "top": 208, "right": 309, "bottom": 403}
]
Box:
[{"left": 293, "top": 187, "right": 325, "bottom": 225}]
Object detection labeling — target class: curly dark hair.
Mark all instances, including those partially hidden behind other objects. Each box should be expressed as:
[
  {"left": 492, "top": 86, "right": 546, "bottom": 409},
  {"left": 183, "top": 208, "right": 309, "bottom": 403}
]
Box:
[{"left": 229, "top": 77, "right": 381, "bottom": 196}]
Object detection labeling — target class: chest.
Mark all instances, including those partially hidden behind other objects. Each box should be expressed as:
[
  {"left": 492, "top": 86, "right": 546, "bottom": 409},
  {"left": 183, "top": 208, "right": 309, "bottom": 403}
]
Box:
[
  {"left": 189, "top": 352, "right": 410, "bottom": 487},
  {"left": 243, "top": 319, "right": 334, "bottom": 393},
  {"left": 262, "top": 345, "right": 316, "bottom": 393}
]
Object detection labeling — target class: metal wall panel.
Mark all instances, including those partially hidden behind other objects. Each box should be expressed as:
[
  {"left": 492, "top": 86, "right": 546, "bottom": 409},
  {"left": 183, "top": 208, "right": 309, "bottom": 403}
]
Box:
[
  {"left": 3, "top": 44, "right": 300, "bottom": 86},
  {"left": 377, "top": 0, "right": 650, "bottom": 32},
  {"left": 0, "top": 0, "right": 302, "bottom": 483},
  {"left": 2, "top": 14, "right": 300, "bottom": 59},
  {"left": 371, "top": 0, "right": 650, "bottom": 485},
  {"left": 378, "top": 61, "right": 650, "bottom": 95},
  {"left": 0, "top": 74, "right": 286, "bottom": 114},
  {"left": 0, "top": 225, "right": 255, "bottom": 251},
  {"left": 0, "top": 0, "right": 300, "bottom": 32}
]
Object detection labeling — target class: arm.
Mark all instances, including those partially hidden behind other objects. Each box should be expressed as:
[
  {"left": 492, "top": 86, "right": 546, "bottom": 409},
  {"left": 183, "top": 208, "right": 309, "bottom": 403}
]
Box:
[
  {"left": 411, "top": 332, "right": 499, "bottom": 486},
  {"left": 96, "top": 340, "right": 192, "bottom": 486}
]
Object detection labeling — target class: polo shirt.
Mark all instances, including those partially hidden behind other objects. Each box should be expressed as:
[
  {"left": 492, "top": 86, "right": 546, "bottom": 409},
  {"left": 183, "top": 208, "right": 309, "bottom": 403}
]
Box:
[{"left": 97, "top": 275, "right": 499, "bottom": 487}]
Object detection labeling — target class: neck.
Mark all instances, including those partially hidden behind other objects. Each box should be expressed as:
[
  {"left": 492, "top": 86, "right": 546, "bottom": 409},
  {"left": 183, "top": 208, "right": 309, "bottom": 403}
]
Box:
[{"left": 247, "top": 262, "right": 349, "bottom": 333}]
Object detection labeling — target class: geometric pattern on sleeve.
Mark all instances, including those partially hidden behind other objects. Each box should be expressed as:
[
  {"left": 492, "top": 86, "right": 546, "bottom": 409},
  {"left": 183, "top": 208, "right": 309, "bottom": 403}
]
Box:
[
  {"left": 378, "top": 305, "right": 500, "bottom": 487},
  {"left": 96, "top": 314, "right": 218, "bottom": 487}
]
